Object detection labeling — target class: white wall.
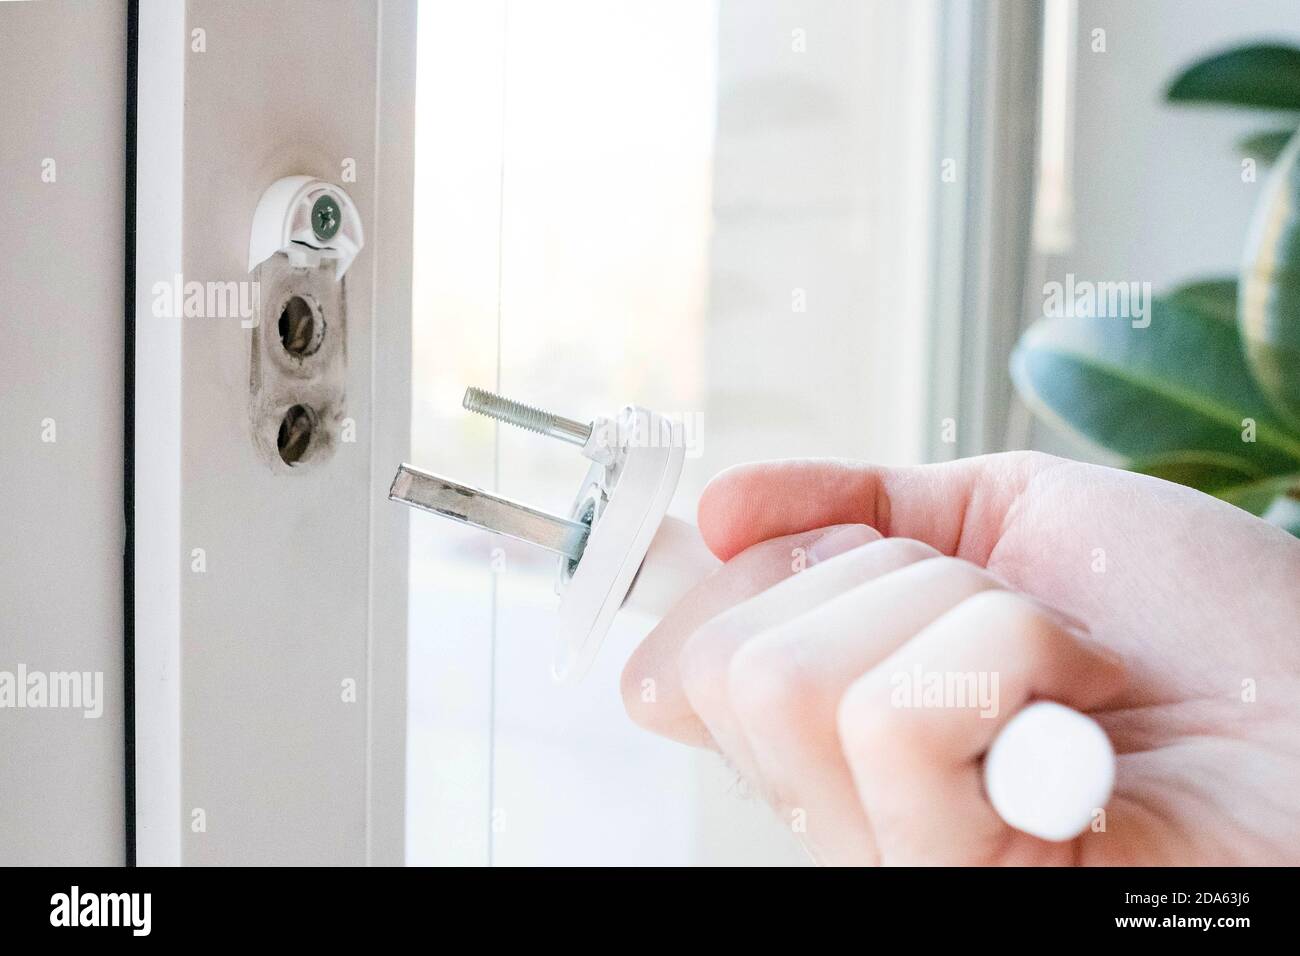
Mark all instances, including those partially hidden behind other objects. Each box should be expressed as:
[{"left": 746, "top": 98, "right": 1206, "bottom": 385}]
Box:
[
  {"left": 0, "top": 0, "right": 127, "bottom": 866},
  {"left": 1068, "top": 0, "right": 1300, "bottom": 285}
]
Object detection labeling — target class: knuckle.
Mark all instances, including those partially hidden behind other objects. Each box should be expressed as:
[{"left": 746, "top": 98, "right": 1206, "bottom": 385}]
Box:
[
  {"left": 962, "top": 586, "right": 1029, "bottom": 619},
  {"left": 992, "top": 449, "right": 1062, "bottom": 473},
  {"left": 863, "top": 537, "right": 941, "bottom": 565},
  {"left": 837, "top": 675, "right": 905, "bottom": 755},
  {"left": 914, "top": 555, "right": 1002, "bottom": 597},
  {"left": 965, "top": 589, "right": 1058, "bottom": 662},
  {"left": 727, "top": 636, "right": 816, "bottom": 731},
  {"left": 679, "top": 616, "right": 740, "bottom": 704},
  {"left": 1006, "top": 610, "right": 1061, "bottom": 667},
  {"left": 618, "top": 654, "right": 664, "bottom": 731}
]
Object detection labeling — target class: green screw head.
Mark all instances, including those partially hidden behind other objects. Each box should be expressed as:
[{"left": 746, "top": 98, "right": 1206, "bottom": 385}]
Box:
[{"left": 310, "top": 194, "right": 341, "bottom": 241}]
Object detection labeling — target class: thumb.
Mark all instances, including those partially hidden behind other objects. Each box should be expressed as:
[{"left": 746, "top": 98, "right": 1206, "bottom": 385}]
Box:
[{"left": 697, "top": 451, "right": 1061, "bottom": 566}]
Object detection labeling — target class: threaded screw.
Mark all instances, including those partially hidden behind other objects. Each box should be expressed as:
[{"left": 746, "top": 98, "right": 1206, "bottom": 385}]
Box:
[{"left": 463, "top": 387, "right": 592, "bottom": 447}]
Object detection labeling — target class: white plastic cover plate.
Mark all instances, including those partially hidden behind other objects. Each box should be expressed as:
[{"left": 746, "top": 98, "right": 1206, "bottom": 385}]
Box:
[
  {"left": 248, "top": 175, "right": 364, "bottom": 278},
  {"left": 552, "top": 407, "right": 684, "bottom": 682}
]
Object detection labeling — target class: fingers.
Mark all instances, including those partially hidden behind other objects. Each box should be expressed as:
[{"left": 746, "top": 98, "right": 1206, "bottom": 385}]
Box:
[
  {"left": 697, "top": 452, "right": 1062, "bottom": 564},
  {"left": 620, "top": 524, "right": 881, "bottom": 747},
  {"left": 678, "top": 536, "right": 941, "bottom": 825},
  {"left": 837, "top": 589, "right": 1126, "bottom": 865},
  {"left": 635, "top": 450, "right": 1066, "bottom": 751},
  {"left": 720, "top": 553, "right": 1003, "bottom": 863},
  {"left": 624, "top": 519, "right": 1125, "bottom": 866}
]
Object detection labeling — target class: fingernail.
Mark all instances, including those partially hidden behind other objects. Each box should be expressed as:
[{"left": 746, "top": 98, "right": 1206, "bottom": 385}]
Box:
[{"left": 808, "top": 524, "right": 877, "bottom": 565}]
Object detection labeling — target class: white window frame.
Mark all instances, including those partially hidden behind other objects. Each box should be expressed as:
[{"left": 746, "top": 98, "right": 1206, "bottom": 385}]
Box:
[{"left": 133, "top": 0, "right": 415, "bottom": 866}]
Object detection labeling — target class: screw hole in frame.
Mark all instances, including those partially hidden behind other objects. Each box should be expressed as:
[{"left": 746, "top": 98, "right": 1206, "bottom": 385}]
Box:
[
  {"left": 277, "top": 403, "right": 316, "bottom": 465},
  {"left": 277, "top": 295, "right": 324, "bottom": 357}
]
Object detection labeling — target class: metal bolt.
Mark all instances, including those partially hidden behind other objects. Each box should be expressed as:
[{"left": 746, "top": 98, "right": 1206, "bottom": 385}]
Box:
[
  {"left": 463, "top": 386, "right": 592, "bottom": 447},
  {"left": 311, "top": 194, "right": 341, "bottom": 241},
  {"left": 389, "top": 464, "right": 589, "bottom": 561}
]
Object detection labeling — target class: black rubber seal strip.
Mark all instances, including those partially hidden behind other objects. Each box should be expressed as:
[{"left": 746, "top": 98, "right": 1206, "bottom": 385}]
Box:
[{"left": 124, "top": 0, "right": 139, "bottom": 868}]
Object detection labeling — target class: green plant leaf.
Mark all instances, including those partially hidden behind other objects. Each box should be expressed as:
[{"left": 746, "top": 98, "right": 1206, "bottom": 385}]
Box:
[
  {"left": 1166, "top": 277, "right": 1237, "bottom": 323},
  {"left": 1238, "top": 128, "right": 1297, "bottom": 164},
  {"left": 1011, "top": 300, "right": 1300, "bottom": 474},
  {"left": 1167, "top": 44, "right": 1300, "bottom": 110},
  {"left": 1240, "top": 129, "right": 1300, "bottom": 428},
  {"left": 1131, "top": 450, "right": 1296, "bottom": 514}
]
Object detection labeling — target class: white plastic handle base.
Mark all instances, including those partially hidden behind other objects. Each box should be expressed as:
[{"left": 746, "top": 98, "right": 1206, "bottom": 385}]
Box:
[
  {"left": 621, "top": 516, "right": 722, "bottom": 619},
  {"left": 553, "top": 408, "right": 688, "bottom": 682}
]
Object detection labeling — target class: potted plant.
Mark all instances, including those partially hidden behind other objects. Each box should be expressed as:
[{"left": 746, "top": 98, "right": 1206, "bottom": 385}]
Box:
[{"left": 1012, "top": 43, "right": 1300, "bottom": 535}]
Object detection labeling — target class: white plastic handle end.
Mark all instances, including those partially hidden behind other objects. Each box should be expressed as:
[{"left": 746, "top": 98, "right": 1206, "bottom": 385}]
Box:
[{"left": 983, "top": 700, "right": 1116, "bottom": 842}]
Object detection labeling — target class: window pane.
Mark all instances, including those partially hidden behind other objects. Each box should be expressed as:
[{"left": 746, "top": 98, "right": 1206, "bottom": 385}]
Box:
[{"left": 409, "top": 0, "right": 938, "bottom": 864}]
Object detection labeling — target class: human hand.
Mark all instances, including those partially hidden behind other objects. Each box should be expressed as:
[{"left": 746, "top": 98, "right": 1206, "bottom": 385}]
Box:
[{"left": 621, "top": 452, "right": 1300, "bottom": 865}]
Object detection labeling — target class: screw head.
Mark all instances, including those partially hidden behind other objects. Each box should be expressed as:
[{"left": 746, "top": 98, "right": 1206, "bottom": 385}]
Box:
[{"left": 310, "top": 194, "right": 341, "bottom": 241}]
